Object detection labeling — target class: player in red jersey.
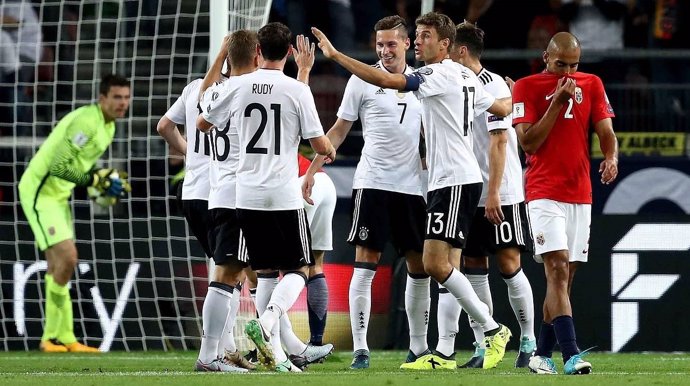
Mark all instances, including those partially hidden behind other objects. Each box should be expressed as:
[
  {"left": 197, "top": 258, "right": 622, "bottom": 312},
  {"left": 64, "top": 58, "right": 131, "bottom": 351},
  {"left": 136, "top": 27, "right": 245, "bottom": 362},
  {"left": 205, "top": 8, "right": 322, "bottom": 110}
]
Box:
[{"left": 511, "top": 32, "right": 618, "bottom": 375}]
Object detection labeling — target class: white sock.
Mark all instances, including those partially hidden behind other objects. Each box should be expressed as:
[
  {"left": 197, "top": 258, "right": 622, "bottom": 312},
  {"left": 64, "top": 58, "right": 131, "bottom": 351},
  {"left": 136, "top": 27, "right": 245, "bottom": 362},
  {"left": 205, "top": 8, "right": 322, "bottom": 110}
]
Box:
[
  {"left": 503, "top": 269, "right": 536, "bottom": 341},
  {"left": 280, "top": 313, "right": 307, "bottom": 355},
  {"left": 198, "top": 284, "right": 232, "bottom": 363},
  {"left": 441, "top": 269, "right": 498, "bottom": 332},
  {"left": 217, "top": 286, "right": 240, "bottom": 357},
  {"left": 436, "top": 289, "right": 461, "bottom": 357},
  {"left": 270, "top": 318, "right": 288, "bottom": 363},
  {"left": 256, "top": 275, "right": 279, "bottom": 314},
  {"left": 260, "top": 273, "right": 307, "bottom": 333},
  {"left": 467, "top": 273, "right": 493, "bottom": 346},
  {"left": 405, "top": 275, "right": 430, "bottom": 356},
  {"left": 349, "top": 265, "right": 376, "bottom": 352}
]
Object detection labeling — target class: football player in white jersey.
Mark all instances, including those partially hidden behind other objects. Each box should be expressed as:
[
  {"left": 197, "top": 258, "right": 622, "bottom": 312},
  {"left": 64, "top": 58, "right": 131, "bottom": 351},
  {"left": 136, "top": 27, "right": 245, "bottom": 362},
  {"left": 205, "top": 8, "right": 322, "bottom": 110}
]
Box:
[
  {"left": 446, "top": 22, "right": 536, "bottom": 369},
  {"left": 312, "top": 12, "right": 514, "bottom": 369},
  {"left": 199, "top": 22, "right": 336, "bottom": 372},
  {"left": 158, "top": 32, "right": 257, "bottom": 373},
  {"left": 302, "top": 15, "right": 429, "bottom": 370}
]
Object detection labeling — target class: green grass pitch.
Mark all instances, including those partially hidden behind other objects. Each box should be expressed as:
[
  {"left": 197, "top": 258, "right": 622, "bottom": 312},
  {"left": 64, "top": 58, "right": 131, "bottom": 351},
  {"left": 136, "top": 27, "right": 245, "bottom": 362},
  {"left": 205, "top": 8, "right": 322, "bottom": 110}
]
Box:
[{"left": 0, "top": 350, "right": 688, "bottom": 386}]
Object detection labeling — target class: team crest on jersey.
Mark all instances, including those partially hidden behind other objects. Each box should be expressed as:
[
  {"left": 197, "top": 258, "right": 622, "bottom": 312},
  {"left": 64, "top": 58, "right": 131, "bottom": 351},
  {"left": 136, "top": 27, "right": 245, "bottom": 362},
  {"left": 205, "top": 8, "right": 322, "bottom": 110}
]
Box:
[
  {"left": 396, "top": 90, "right": 408, "bottom": 99},
  {"left": 71, "top": 132, "right": 88, "bottom": 148},
  {"left": 211, "top": 91, "right": 219, "bottom": 101},
  {"left": 536, "top": 232, "right": 545, "bottom": 246},
  {"left": 48, "top": 226, "right": 55, "bottom": 236},
  {"left": 358, "top": 227, "right": 369, "bottom": 241},
  {"left": 574, "top": 87, "right": 583, "bottom": 104}
]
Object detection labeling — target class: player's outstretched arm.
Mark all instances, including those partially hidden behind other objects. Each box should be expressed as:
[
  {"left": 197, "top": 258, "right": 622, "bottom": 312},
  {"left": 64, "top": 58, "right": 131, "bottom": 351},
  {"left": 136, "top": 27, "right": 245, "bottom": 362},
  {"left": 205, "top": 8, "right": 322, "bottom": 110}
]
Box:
[
  {"left": 311, "top": 27, "right": 407, "bottom": 90},
  {"left": 156, "top": 115, "right": 187, "bottom": 154},
  {"left": 294, "top": 34, "right": 316, "bottom": 85}
]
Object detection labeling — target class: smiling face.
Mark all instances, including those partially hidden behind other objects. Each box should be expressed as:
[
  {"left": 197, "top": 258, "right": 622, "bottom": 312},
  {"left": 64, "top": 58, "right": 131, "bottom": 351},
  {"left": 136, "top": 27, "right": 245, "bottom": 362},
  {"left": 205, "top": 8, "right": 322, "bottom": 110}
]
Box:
[
  {"left": 376, "top": 28, "right": 409, "bottom": 74},
  {"left": 99, "top": 86, "right": 131, "bottom": 121}
]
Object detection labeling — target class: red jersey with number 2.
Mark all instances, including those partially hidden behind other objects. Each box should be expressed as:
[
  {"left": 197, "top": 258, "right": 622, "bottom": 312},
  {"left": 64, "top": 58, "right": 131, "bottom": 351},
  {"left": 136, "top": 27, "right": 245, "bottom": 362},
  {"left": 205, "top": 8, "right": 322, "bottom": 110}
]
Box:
[{"left": 512, "top": 71, "right": 614, "bottom": 204}]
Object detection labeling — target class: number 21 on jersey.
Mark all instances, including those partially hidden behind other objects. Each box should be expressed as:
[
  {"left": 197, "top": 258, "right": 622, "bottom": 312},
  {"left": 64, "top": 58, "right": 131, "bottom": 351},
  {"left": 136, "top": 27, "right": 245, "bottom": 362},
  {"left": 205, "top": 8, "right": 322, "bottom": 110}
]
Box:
[{"left": 245, "top": 103, "right": 282, "bottom": 155}]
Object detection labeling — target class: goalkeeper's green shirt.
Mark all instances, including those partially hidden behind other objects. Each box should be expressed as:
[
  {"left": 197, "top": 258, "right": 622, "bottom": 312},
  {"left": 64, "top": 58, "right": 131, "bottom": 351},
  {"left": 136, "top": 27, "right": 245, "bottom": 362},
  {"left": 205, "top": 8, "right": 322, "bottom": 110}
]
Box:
[{"left": 19, "top": 104, "right": 116, "bottom": 202}]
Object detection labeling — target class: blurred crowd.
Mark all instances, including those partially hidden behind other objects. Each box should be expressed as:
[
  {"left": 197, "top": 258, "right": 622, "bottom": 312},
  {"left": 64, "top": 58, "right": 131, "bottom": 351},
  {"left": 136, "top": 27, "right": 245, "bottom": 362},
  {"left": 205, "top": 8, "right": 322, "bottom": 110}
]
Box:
[{"left": 1, "top": 0, "right": 688, "bottom": 136}]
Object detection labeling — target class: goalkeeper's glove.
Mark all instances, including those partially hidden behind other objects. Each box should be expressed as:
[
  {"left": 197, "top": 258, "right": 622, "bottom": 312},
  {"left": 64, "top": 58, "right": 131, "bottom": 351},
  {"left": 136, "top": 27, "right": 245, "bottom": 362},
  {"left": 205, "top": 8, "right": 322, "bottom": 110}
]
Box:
[{"left": 91, "top": 168, "right": 132, "bottom": 197}]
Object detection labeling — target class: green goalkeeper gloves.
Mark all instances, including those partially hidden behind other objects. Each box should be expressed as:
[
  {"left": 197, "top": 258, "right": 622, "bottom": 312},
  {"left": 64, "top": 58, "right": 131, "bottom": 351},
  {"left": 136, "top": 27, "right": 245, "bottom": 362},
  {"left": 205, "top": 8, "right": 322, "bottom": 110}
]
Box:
[{"left": 90, "top": 168, "right": 132, "bottom": 197}]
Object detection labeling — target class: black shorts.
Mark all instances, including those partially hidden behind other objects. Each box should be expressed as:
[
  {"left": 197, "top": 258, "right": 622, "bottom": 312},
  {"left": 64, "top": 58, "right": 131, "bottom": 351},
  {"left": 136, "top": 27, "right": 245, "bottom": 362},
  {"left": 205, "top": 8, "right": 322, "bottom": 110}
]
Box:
[
  {"left": 347, "top": 189, "right": 425, "bottom": 256},
  {"left": 209, "top": 208, "right": 249, "bottom": 267},
  {"left": 425, "top": 183, "right": 482, "bottom": 249},
  {"left": 463, "top": 202, "right": 534, "bottom": 257},
  {"left": 181, "top": 198, "right": 213, "bottom": 258},
  {"left": 236, "top": 208, "right": 314, "bottom": 271}
]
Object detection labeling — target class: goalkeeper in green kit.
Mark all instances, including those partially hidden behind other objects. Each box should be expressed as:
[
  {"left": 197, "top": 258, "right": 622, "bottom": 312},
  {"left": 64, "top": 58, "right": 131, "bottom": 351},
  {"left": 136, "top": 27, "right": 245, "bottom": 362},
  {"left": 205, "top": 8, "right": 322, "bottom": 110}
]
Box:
[{"left": 18, "top": 74, "right": 132, "bottom": 353}]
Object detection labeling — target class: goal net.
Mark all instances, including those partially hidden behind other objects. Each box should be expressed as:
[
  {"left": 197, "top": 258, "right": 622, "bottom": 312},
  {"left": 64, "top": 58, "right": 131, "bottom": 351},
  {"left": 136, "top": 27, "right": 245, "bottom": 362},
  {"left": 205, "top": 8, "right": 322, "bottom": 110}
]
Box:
[{"left": 0, "top": 0, "right": 271, "bottom": 352}]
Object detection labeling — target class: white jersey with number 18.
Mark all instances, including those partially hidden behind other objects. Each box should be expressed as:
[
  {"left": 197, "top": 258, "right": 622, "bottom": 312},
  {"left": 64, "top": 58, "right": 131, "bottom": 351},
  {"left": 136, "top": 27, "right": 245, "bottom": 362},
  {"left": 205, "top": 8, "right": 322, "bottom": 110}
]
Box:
[{"left": 202, "top": 69, "right": 325, "bottom": 210}]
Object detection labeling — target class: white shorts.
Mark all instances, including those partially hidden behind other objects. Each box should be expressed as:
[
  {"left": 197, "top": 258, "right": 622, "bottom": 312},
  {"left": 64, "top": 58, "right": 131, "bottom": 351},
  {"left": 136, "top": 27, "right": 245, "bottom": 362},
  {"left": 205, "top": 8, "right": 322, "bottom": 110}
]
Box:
[
  {"left": 527, "top": 199, "right": 591, "bottom": 263},
  {"left": 300, "top": 172, "right": 336, "bottom": 251}
]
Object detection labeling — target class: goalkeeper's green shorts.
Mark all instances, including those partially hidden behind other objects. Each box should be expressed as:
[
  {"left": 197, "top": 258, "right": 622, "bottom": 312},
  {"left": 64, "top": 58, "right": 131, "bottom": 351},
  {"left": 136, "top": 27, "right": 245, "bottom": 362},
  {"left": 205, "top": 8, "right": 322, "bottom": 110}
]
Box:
[{"left": 19, "top": 192, "right": 74, "bottom": 251}]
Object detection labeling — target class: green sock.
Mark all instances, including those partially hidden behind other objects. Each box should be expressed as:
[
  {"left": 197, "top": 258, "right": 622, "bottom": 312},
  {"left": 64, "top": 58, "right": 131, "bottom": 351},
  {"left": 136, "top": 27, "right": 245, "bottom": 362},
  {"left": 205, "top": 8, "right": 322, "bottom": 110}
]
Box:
[
  {"left": 54, "top": 281, "right": 76, "bottom": 345},
  {"left": 41, "top": 274, "right": 62, "bottom": 342}
]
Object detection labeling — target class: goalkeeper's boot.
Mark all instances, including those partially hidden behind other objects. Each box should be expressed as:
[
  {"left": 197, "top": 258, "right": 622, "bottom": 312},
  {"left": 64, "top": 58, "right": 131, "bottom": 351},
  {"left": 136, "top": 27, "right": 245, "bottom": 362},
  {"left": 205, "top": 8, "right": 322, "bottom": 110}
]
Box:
[
  {"left": 195, "top": 358, "right": 249, "bottom": 373},
  {"left": 482, "top": 324, "right": 512, "bottom": 369},
  {"left": 349, "top": 349, "right": 370, "bottom": 369},
  {"left": 244, "top": 319, "right": 274, "bottom": 368},
  {"left": 224, "top": 349, "right": 257, "bottom": 370},
  {"left": 64, "top": 341, "right": 100, "bottom": 353},
  {"left": 515, "top": 336, "right": 537, "bottom": 368},
  {"left": 528, "top": 355, "right": 558, "bottom": 374},
  {"left": 301, "top": 343, "right": 334, "bottom": 364},
  {"left": 400, "top": 349, "right": 455, "bottom": 370},
  {"left": 39, "top": 339, "right": 68, "bottom": 353},
  {"left": 563, "top": 349, "right": 592, "bottom": 375},
  {"left": 275, "top": 358, "right": 302, "bottom": 372},
  {"left": 458, "top": 342, "right": 484, "bottom": 368}
]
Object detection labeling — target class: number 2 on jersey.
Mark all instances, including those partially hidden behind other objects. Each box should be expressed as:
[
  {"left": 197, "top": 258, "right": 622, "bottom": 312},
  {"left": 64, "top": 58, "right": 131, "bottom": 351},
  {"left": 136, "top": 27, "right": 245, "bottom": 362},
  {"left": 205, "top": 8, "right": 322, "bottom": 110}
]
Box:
[{"left": 245, "top": 103, "right": 281, "bottom": 155}]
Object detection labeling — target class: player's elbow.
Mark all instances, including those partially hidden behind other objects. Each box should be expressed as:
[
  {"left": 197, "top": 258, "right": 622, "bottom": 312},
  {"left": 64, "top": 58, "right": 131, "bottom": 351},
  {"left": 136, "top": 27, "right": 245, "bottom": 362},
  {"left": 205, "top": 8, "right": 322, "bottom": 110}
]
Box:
[
  {"left": 309, "top": 136, "right": 332, "bottom": 155},
  {"left": 156, "top": 117, "right": 173, "bottom": 136},
  {"left": 520, "top": 141, "right": 537, "bottom": 155}
]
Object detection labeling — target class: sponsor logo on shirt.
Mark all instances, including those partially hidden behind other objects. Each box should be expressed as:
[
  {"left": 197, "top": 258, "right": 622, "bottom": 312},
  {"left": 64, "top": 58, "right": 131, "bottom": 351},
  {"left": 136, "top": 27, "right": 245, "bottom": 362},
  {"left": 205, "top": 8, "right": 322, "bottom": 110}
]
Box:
[{"left": 375, "top": 88, "right": 386, "bottom": 95}]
